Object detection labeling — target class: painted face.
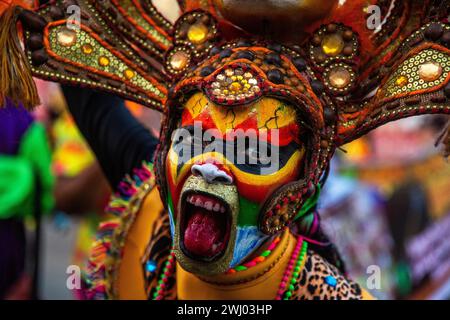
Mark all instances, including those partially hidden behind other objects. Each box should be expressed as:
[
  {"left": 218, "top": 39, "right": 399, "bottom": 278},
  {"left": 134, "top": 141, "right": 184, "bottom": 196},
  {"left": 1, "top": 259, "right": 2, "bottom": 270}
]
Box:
[{"left": 166, "top": 92, "right": 305, "bottom": 275}]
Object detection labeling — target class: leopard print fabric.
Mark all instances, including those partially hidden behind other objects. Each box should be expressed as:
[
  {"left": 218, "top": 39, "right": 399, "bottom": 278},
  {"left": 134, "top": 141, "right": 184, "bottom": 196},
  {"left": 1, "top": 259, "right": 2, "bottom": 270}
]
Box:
[{"left": 291, "top": 250, "right": 363, "bottom": 300}]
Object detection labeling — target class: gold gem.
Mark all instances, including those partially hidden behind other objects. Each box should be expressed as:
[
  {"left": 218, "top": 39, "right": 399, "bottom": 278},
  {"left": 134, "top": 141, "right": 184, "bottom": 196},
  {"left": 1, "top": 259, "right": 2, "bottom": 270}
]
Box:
[
  {"left": 187, "top": 23, "right": 209, "bottom": 44},
  {"left": 321, "top": 34, "right": 344, "bottom": 56},
  {"left": 328, "top": 67, "right": 351, "bottom": 89},
  {"left": 124, "top": 69, "right": 135, "bottom": 80},
  {"left": 244, "top": 72, "right": 253, "bottom": 79},
  {"left": 81, "top": 44, "right": 93, "bottom": 54},
  {"left": 98, "top": 56, "right": 110, "bottom": 67},
  {"left": 170, "top": 51, "right": 189, "bottom": 71},
  {"left": 57, "top": 28, "right": 77, "bottom": 47},
  {"left": 395, "top": 75, "right": 408, "bottom": 87},
  {"left": 229, "top": 82, "right": 242, "bottom": 92},
  {"left": 418, "top": 61, "right": 442, "bottom": 82}
]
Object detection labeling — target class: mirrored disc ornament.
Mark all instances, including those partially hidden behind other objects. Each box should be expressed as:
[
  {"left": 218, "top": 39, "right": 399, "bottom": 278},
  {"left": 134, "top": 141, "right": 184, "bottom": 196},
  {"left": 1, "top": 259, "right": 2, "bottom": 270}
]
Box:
[
  {"left": 57, "top": 28, "right": 77, "bottom": 47},
  {"left": 418, "top": 61, "right": 443, "bottom": 82}
]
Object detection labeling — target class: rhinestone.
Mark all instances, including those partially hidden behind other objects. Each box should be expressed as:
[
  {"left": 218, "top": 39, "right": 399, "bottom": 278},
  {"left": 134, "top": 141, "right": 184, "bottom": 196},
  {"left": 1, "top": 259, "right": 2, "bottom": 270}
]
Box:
[
  {"left": 212, "top": 88, "right": 221, "bottom": 95},
  {"left": 81, "top": 44, "right": 93, "bottom": 54},
  {"left": 251, "top": 86, "right": 260, "bottom": 93},
  {"left": 418, "top": 61, "right": 442, "bottom": 82},
  {"left": 248, "top": 78, "right": 257, "bottom": 85},
  {"left": 187, "top": 23, "right": 209, "bottom": 44},
  {"left": 244, "top": 72, "right": 253, "bottom": 79},
  {"left": 57, "top": 28, "right": 77, "bottom": 47},
  {"left": 211, "top": 82, "right": 221, "bottom": 88},
  {"left": 216, "top": 74, "right": 226, "bottom": 81},
  {"left": 98, "top": 56, "right": 110, "bottom": 67},
  {"left": 169, "top": 51, "right": 189, "bottom": 71},
  {"left": 328, "top": 67, "right": 351, "bottom": 89},
  {"left": 321, "top": 34, "right": 344, "bottom": 56},
  {"left": 124, "top": 69, "right": 135, "bottom": 80},
  {"left": 229, "top": 82, "right": 242, "bottom": 92},
  {"left": 395, "top": 75, "right": 408, "bottom": 87},
  {"left": 225, "top": 69, "right": 234, "bottom": 77}
]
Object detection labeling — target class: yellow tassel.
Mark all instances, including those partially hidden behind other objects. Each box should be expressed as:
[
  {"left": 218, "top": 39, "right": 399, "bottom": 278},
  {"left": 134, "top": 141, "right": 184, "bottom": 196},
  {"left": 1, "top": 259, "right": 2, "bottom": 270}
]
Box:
[{"left": 0, "top": 5, "right": 40, "bottom": 109}]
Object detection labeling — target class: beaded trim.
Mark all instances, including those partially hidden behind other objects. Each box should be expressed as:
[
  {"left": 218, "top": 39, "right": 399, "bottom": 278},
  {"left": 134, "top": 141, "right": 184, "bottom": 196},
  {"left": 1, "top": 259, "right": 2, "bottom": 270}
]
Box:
[
  {"left": 153, "top": 250, "right": 176, "bottom": 300},
  {"left": 276, "top": 236, "right": 308, "bottom": 300},
  {"left": 226, "top": 236, "right": 281, "bottom": 274}
]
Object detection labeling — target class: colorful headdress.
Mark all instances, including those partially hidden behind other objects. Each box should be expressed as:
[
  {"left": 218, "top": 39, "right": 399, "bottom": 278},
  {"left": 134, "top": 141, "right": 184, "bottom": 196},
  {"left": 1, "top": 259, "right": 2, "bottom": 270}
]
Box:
[{"left": 1, "top": 0, "right": 449, "bottom": 235}]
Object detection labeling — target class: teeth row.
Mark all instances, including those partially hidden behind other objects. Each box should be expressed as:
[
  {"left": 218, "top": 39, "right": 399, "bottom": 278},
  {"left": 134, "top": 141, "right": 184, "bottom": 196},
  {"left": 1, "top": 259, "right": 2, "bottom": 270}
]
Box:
[{"left": 187, "top": 195, "right": 226, "bottom": 213}]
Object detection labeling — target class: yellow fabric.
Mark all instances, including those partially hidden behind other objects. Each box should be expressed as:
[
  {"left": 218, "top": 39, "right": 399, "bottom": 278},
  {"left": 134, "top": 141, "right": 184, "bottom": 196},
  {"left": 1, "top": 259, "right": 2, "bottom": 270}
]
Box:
[{"left": 117, "top": 187, "right": 164, "bottom": 300}]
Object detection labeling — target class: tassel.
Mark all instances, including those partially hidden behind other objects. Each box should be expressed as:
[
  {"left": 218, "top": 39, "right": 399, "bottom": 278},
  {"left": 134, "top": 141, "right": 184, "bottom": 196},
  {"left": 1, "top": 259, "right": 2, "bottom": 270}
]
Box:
[{"left": 0, "top": 5, "right": 40, "bottom": 109}]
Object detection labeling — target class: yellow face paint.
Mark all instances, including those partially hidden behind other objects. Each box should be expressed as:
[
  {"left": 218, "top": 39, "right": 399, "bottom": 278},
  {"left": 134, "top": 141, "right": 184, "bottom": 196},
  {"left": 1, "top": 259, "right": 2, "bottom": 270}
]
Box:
[{"left": 167, "top": 92, "right": 305, "bottom": 206}]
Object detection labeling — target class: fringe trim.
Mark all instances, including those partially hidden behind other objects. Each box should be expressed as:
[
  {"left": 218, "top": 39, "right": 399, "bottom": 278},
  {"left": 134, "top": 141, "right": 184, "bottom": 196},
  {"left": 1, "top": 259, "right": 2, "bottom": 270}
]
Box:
[
  {"left": 0, "top": 5, "right": 40, "bottom": 109},
  {"left": 85, "top": 161, "right": 155, "bottom": 300}
]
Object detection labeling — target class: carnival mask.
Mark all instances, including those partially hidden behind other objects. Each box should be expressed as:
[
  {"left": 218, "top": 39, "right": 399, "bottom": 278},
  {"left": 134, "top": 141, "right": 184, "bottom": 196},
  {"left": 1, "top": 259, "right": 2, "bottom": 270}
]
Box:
[
  {"left": 165, "top": 92, "right": 304, "bottom": 274},
  {"left": 3, "top": 0, "right": 449, "bottom": 279}
]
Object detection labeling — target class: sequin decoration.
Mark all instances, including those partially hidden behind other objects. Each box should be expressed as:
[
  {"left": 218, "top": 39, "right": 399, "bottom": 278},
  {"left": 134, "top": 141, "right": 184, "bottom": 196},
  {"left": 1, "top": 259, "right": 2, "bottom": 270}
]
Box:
[
  {"left": 48, "top": 25, "right": 164, "bottom": 98},
  {"left": 120, "top": 0, "right": 171, "bottom": 47},
  {"left": 384, "top": 49, "right": 450, "bottom": 97}
]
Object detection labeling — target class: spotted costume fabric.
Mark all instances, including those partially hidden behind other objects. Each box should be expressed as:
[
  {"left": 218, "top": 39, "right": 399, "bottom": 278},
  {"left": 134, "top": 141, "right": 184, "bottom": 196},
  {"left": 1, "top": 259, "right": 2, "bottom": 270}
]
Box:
[{"left": 292, "top": 251, "right": 363, "bottom": 300}]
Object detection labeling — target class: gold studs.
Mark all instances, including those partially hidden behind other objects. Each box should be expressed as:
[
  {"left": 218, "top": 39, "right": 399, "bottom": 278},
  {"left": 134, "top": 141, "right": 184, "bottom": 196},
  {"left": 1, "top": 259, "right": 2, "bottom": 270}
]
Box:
[
  {"left": 124, "top": 69, "right": 135, "bottom": 80},
  {"left": 395, "top": 75, "right": 408, "bottom": 87},
  {"left": 321, "top": 34, "right": 344, "bottom": 56},
  {"left": 81, "top": 44, "right": 93, "bottom": 54},
  {"left": 418, "top": 61, "right": 442, "bottom": 82},
  {"left": 57, "top": 28, "right": 77, "bottom": 47},
  {"left": 169, "top": 51, "right": 190, "bottom": 71},
  {"left": 98, "top": 56, "right": 110, "bottom": 67},
  {"left": 328, "top": 67, "right": 351, "bottom": 89},
  {"left": 187, "top": 23, "right": 209, "bottom": 44}
]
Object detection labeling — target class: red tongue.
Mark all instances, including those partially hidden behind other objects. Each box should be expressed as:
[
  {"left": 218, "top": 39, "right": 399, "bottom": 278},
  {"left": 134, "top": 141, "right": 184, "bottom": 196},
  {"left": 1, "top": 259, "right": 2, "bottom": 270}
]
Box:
[{"left": 184, "top": 208, "right": 224, "bottom": 257}]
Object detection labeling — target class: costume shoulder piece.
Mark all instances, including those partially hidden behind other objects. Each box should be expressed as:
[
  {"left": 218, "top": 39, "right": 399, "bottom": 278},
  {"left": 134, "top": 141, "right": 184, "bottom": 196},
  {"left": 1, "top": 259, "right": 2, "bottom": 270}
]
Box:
[{"left": 86, "top": 161, "right": 156, "bottom": 299}]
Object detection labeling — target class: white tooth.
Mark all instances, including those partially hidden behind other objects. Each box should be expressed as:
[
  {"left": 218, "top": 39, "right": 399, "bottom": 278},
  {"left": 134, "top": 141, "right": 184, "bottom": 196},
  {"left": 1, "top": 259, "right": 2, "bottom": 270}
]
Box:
[
  {"left": 187, "top": 195, "right": 193, "bottom": 204},
  {"left": 220, "top": 206, "right": 225, "bottom": 213},
  {"left": 205, "top": 201, "right": 213, "bottom": 211},
  {"left": 213, "top": 203, "right": 220, "bottom": 212},
  {"left": 195, "top": 198, "right": 202, "bottom": 207}
]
